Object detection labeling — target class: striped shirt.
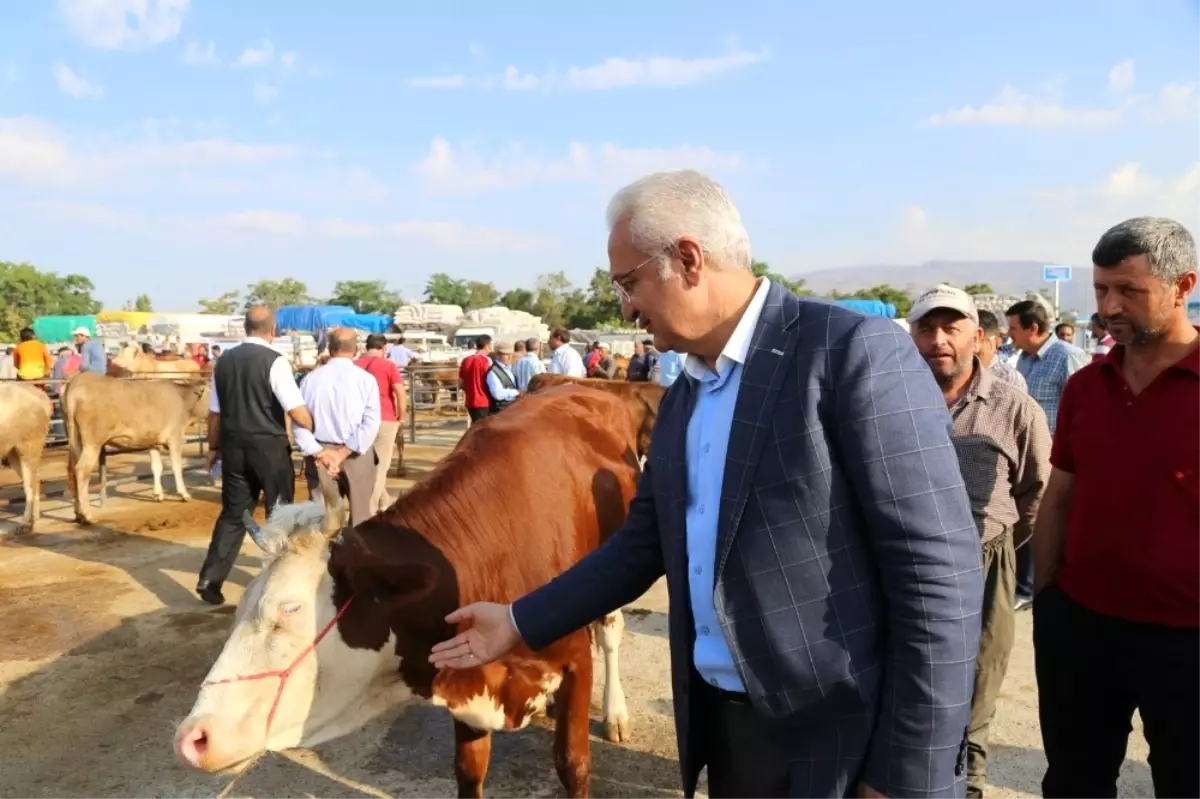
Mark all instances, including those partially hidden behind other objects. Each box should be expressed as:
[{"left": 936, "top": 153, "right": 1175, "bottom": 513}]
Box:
[
  {"left": 512, "top": 352, "right": 545, "bottom": 392},
  {"left": 988, "top": 357, "right": 1028, "bottom": 392},
  {"left": 949, "top": 359, "right": 1052, "bottom": 547},
  {"left": 1016, "top": 336, "right": 1089, "bottom": 434}
]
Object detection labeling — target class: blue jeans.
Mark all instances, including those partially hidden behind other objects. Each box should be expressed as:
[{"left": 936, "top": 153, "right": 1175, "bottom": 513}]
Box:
[{"left": 1015, "top": 540, "right": 1034, "bottom": 601}]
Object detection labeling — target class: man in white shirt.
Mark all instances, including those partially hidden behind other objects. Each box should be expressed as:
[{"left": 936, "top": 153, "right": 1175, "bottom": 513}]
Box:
[
  {"left": 547, "top": 327, "right": 586, "bottom": 377},
  {"left": 292, "top": 328, "right": 381, "bottom": 527},
  {"left": 198, "top": 306, "right": 315, "bottom": 606}
]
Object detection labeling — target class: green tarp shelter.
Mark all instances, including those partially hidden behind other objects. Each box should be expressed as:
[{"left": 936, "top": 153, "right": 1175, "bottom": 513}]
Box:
[{"left": 32, "top": 315, "right": 97, "bottom": 343}]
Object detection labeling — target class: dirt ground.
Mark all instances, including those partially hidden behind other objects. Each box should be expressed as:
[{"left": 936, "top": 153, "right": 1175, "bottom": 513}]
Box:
[{"left": 0, "top": 428, "right": 1153, "bottom": 798}]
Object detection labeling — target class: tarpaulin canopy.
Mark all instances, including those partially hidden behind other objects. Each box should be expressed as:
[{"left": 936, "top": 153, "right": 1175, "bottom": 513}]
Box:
[
  {"left": 274, "top": 305, "right": 355, "bottom": 333},
  {"left": 833, "top": 298, "right": 897, "bottom": 318},
  {"left": 32, "top": 314, "right": 96, "bottom": 343},
  {"left": 334, "top": 313, "right": 392, "bottom": 334},
  {"left": 96, "top": 310, "right": 155, "bottom": 329}
]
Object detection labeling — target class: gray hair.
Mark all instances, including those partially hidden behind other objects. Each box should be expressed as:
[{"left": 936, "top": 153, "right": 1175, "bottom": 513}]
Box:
[
  {"left": 1092, "top": 216, "right": 1197, "bottom": 284},
  {"left": 605, "top": 169, "right": 752, "bottom": 277}
]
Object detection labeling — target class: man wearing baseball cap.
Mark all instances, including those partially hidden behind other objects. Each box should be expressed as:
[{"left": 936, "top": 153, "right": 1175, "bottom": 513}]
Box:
[
  {"left": 73, "top": 327, "right": 108, "bottom": 375},
  {"left": 908, "top": 284, "right": 1053, "bottom": 797}
]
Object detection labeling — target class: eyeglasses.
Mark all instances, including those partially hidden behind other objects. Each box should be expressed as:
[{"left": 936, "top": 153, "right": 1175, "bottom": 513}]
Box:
[{"left": 610, "top": 255, "right": 660, "bottom": 304}]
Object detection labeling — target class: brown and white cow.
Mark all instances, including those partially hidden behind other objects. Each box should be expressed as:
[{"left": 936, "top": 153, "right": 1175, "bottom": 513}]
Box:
[
  {"left": 61, "top": 371, "right": 208, "bottom": 524},
  {"left": 174, "top": 383, "right": 650, "bottom": 797},
  {"left": 0, "top": 382, "right": 53, "bottom": 532},
  {"left": 526, "top": 372, "right": 665, "bottom": 459}
]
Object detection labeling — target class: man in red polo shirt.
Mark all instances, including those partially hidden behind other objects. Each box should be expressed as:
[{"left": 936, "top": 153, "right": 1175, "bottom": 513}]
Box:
[
  {"left": 458, "top": 334, "right": 493, "bottom": 424},
  {"left": 1032, "top": 216, "right": 1198, "bottom": 798}
]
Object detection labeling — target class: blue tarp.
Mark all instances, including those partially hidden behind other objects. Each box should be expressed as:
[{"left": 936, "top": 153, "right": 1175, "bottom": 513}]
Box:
[
  {"left": 834, "top": 298, "right": 897, "bottom": 319},
  {"left": 335, "top": 313, "right": 392, "bottom": 333},
  {"left": 273, "top": 305, "right": 355, "bottom": 334}
]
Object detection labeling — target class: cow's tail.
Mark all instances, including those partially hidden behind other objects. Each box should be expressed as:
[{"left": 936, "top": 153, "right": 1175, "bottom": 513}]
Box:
[{"left": 61, "top": 380, "right": 80, "bottom": 497}]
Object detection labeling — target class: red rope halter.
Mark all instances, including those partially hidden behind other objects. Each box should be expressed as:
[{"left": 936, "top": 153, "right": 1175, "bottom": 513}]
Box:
[{"left": 201, "top": 594, "right": 356, "bottom": 740}]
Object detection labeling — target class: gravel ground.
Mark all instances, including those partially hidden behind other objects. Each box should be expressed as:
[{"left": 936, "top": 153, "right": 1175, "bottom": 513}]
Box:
[{"left": 0, "top": 433, "right": 1152, "bottom": 798}]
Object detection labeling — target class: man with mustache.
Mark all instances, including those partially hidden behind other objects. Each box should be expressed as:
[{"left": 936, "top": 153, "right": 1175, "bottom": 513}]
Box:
[
  {"left": 1032, "top": 217, "right": 1199, "bottom": 798},
  {"left": 909, "top": 284, "right": 1051, "bottom": 797}
]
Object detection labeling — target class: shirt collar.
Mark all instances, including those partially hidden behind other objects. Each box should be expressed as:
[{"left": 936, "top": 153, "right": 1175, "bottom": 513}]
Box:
[
  {"left": 1101, "top": 325, "right": 1200, "bottom": 376},
  {"left": 683, "top": 277, "right": 771, "bottom": 381}
]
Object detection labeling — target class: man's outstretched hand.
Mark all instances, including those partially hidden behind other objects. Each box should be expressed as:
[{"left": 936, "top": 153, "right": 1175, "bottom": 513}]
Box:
[{"left": 428, "top": 602, "right": 522, "bottom": 669}]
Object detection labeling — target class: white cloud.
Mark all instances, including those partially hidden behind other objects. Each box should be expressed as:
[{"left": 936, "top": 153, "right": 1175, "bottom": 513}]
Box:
[
  {"left": 1108, "top": 58, "right": 1135, "bottom": 92},
  {"left": 220, "top": 210, "right": 549, "bottom": 254},
  {"left": 406, "top": 45, "right": 769, "bottom": 92},
  {"left": 59, "top": 0, "right": 189, "bottom": 51},
  {"left": 405, "top": 74, "right": 467, "bottom": 89},
  {"left": 253, "top": 83, "right": 278, "bottom": 104},
  {"left": 53, "top": 62, "right": 104, "bottom": 100},
  {"left": 0, "top": 115, "right": 299, "bottom": 187},
  {"left": 924, "top": 84, "right": 1121, "bottom": 129},
  {"left": 234, "top": 40, "right": 274, "bottom": 68},
  {"left": 280, "top": 51, "right": 297, "bottom": 71},
  {"left": 182, "top": 40, "right": 219, "bottom": 67},
  {"left": 414, "top": 137, "right": 744, "bottom": 196}
]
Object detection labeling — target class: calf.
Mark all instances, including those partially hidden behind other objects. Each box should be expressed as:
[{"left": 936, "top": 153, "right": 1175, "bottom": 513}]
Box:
[
  {"left": 61, "top": 372, "right": 208, "bottom": 524},
  {"left": 174, "top": 384, "right": 648, "bottom": 797},
  {"left": 0, "top": 383, "right": 53, "bottom": 532}
]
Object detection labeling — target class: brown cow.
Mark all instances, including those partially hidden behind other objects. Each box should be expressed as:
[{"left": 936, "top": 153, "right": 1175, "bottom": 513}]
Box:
[
  {"left": 409, "top": 357, "right": 460, "bottom": 409},
  {"left": 112, "top": 344, "right": 202, "bottom": 378},
  {"left": 526, "top": 372, "right": 665, "bottom": 459},
  {"left": 0, "top": 383, "right": 53, "bottom": 532},
  {"left": 62, "top": 372, "right": 209, "bottom": 524},
  {"left": 174, "top": 383, "right": 650, "bottom": 797}
]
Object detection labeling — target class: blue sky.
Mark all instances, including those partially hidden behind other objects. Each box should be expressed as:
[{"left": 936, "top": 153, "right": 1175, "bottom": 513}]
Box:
[{"left": 0, "top": 0, "right": 1197, "bottom": 310}]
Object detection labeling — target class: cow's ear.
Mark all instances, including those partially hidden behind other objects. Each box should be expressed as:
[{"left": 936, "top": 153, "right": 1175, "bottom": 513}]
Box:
[{"left": 328, "top": 537, "right": 437, "bottom": 605}]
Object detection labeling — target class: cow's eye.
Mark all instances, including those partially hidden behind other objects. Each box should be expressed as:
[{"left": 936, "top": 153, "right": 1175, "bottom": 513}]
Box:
[{"left": 280, "top": 601, "right": 302, "bottom": 615}]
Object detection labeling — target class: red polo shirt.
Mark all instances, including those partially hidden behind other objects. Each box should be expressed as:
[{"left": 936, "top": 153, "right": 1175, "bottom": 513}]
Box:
[
  {"left": 458, "top": 352, "right": 491, "bottom": 410},
  {"left": 1051, "top": 330, "right": 1199, "bottom": 628}
]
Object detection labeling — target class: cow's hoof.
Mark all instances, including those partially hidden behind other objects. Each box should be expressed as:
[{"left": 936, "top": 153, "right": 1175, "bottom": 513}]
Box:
[
  {"left": 75, "top": 513, "right": 94, "bottom": 526},
  {"left": 603, "top": 714, "right": 631, "bottom": 743},
  {"left": 179, "top": 493, "right": 192, "bottom": 503}
]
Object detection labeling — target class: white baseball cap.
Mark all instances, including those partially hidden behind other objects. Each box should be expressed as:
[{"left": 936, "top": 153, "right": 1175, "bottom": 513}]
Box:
[
  {"left": 906, "top": 284, "right": 979, "bottom": 325},
  {"left": 72, "top": 327, "right": 91, "bottom": 337}
]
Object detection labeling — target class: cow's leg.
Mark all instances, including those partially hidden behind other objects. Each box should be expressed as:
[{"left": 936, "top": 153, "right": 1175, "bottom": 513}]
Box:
[
  {"left": 149, "top": 448, "right": 165, "bottom": 501},
  {"left": 73, "top": 444, "right": 101, "bottom": 523},
  {"left": 553, "top": 649, "right": 594, "bottom": 798},
  {"left": 595, "top": 611, "right": 632, "bottom": 742},
  {"left": 8, "top": 451, "right": 32, "bottom": 532},
  {"left": 167, "top": 435, "right": 192, "bottom": 502},
  {"left": 452, "top": 720, "right": 492, "bottom": 799}
]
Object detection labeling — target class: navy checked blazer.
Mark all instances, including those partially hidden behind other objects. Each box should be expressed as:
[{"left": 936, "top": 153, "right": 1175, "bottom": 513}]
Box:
[{"left": 512, "top": 282, "right": 983, "bottom": 798}]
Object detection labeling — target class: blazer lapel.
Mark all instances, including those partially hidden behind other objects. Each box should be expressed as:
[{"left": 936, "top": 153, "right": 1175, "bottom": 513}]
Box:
[
  {"left": 715, "top": 283, "right": 799, "bottom": 577},
  {"left": 664, "top": 375, "right": 693, "bottom": 551}
]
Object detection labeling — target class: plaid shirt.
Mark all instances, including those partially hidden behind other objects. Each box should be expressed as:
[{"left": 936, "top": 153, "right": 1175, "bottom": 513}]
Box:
[
  {"left": 1016, "top": 336, "right": 1089, "bottom": 434},
  {"left": 950, "top": 359, "right": 1052, "bottom": 547},
  {"left": 989, "top": 357, "right": 1028, "bottom": 392}
]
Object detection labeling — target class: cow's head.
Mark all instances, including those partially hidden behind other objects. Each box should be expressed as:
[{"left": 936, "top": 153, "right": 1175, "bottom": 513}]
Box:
[
  {"left": 111, "top": 344, "right": 142, "bottom": 370},
  {"left": 173, "top": 498, "right": 410, "bottom": 772}
]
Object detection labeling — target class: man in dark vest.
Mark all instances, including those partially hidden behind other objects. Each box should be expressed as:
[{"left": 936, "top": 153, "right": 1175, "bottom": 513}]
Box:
[
  {"left": 196, "top": 306, "right": 315, "bottom": 605},
  {"left": 485, "top": 340, "right": 519, "bottom": 414}
]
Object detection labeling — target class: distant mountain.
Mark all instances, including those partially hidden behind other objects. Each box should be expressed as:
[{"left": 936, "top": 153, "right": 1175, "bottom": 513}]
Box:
[{"left": 794, "top": 260, "right": 1094, "bottom": 314}]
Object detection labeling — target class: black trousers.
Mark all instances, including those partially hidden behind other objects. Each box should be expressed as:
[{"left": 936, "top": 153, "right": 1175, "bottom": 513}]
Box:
[
  {"left": 198, "top": 439, "right": 295, "bottom": 588},
  {"left": 467, "top": 407, "right": 490, "bottom": 423},
  {"left": 1034, "top": 583, "right": 1199, "bottom": 798},
  {"left": 694, "top": 679, "right": 792, "bottom": 798}
]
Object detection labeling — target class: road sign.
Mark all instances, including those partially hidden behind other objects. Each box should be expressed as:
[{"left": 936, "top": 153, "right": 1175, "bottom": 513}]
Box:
[{"left": 1043, "top": 265, "right": 1072, "bottom": 282}]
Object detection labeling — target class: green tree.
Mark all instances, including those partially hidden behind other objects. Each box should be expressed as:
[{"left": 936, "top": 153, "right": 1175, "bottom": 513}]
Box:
[
  {"left": 499, "top": 288, "right": 536, "bottom": 313},
  {"left": 531, "top": 271, "right": 575, "bottom": 327},
  {"left": 963, "top": 283, "right": 995, "bottom": 295},
  {"left": 423, "top": 272, "right": 470, "bottom": 306},
  {"left": 584, "top": 267, "right": 623, "bottom": 327},
  {"left": 0, "top": 261, "right": 102, "bottom": 341},
  {"left": 197, "top": 290, "right": 242, "bottom": 314},
  {"left": 829, "top": 283, "right": 915, "bottom": 317},
  {"left": 463, "top": 281, "right": 500, "bottom": 310},
  {"left": 245, "top": 278, "right": 311, "bottom": 309},
  {"left": 752, "top": 261, "right": 812, "bottom": 296},
  {"left": 124, "top": 293, "right": 153, "bottom": 312},
  {"left": 327, "top": 280, "right": 403, "bottom": 313}
]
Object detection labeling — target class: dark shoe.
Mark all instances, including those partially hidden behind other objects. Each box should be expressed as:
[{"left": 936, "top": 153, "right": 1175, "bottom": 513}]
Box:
[
  {"left": 1014, "top": 596, "right": 1033, "bottom": 612},
  {"left": 196, "top": 581, "right": 225, "bottom": 606}
]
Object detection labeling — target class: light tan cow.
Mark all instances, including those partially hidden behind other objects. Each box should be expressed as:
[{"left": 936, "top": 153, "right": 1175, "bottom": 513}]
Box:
[
  {"left": 0, "top": 383, "right": 53, "bottom": 532},
  {"left": 112, "top": 345, "right": 203, "bottom": 378},
  {"left": 61, "top": 372, "right": 209, "bottom": 524}
]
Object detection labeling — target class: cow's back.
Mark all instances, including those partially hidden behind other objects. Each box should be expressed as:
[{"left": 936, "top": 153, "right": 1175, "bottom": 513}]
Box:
[
  {"left": 0, "top": 383, "right": 53, "bottom": 453},
  {"left": 64, "top": 373, "right": 197, "bottom": 449},
  {"left": 370, "top": 385, "right": 644, "bottom": 605}
]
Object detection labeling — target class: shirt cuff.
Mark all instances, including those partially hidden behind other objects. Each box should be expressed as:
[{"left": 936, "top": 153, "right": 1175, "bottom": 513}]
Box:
[{"left": 508, "top": 604, "right": 521, "bottom": 637}]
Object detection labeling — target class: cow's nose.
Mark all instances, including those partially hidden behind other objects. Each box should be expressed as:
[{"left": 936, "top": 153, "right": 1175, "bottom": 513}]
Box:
[{"left": 175, "top": 717, "right": 212, "bottom": 769}]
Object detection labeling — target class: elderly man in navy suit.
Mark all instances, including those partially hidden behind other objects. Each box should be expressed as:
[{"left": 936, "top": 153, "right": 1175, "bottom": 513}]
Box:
[{"left": 430, "top": 170, "right": 983, "bottom": 798}]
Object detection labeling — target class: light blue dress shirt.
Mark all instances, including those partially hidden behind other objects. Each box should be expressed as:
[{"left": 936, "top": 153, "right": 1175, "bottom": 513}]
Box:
[
  {"left": 656, "top": 350, "right": 686, "bottom": 387},
  {"left": 682, "top": 277, "right": 772, "bottom": 692},
  {"left": 292, "top": 356, "right": 381, "bottom": 457},
  {"left": 512, "top": 352, "right": 545, "bottom": 392},
  {"left": 485, "top": 361, "right": 519, "bottom": 402}
]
